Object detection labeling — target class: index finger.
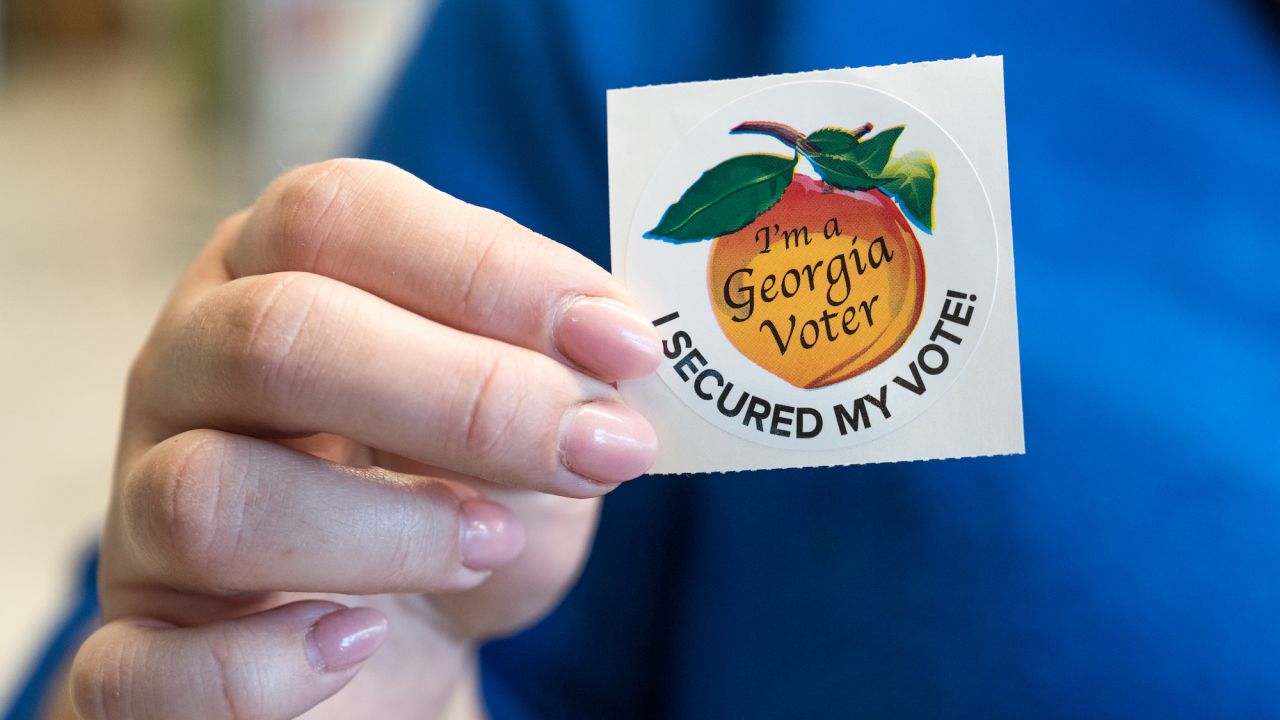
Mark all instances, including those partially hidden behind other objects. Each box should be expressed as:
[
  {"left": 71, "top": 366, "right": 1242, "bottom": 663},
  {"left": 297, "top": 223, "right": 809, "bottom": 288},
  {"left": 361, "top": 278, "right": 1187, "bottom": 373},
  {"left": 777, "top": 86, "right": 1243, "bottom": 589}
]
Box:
[{"left": 228, "top": 159, "right": 662, "bottom": 381}]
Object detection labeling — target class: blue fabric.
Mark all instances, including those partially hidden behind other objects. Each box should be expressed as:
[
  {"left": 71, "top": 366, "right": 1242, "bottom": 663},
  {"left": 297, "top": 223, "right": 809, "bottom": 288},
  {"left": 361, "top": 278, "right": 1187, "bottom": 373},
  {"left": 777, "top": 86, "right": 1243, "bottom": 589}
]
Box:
[
  {"left": 363, "top": 1, "right": 1280, "bottom": 718},
  {"left": 8, "top": 1, "right": 1279, "bottom": 718},
  {"left": 4, "top": 548, "right": 98, "bottom": 720}
]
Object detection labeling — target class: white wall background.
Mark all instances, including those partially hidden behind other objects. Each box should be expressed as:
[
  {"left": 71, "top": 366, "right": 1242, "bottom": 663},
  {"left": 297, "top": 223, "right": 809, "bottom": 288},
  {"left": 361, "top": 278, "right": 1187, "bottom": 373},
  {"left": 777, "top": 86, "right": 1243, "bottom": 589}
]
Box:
[
  {"left": 239, "top": 0, "right": 436, "bottom": 191},
  {"left": 0, "top": 1, "right": 434, "bottom": 708}
]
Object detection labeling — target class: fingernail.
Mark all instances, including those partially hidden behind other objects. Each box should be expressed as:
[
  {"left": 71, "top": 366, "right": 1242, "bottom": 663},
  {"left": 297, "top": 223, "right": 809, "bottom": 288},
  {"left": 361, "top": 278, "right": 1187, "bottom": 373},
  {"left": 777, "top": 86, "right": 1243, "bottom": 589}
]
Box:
[
  {"left": 560, "top": 401, "right": 658, "bottom": 484},
  {"left": 556, "top": 297, "right": 662, "bottom": 380},
  {"left": 307, "top": 607, "right": 387, "bottom": 673},
  {"left": 459, "top": 498, "right": 526, "bottom": 571}
]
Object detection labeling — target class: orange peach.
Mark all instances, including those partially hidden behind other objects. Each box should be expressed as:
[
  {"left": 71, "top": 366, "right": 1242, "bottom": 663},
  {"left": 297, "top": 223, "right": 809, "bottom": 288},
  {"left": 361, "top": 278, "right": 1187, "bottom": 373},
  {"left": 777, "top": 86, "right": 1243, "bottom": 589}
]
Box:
[{"left": 708, "top": 174, "right": 925, "bottom": 388}]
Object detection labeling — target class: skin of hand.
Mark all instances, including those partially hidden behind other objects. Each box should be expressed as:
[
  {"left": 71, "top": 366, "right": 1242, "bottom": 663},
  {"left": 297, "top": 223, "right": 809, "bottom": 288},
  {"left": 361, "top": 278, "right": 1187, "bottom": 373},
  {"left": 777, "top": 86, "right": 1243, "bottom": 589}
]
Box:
[{"left": 52, "top": 159, "right": 663, "bottom": 720}]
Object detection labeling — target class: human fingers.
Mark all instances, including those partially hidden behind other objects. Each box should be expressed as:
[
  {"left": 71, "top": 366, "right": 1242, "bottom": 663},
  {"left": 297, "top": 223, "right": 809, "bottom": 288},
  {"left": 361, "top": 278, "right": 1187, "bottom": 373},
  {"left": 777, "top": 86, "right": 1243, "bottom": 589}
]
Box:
[
  {"left": 137, "top": 270, "right": 657, "bottom": 496},
  {"left": 71, "top": 601, "right": 385, "bottom": 720},
  {"left": 116, "top": 429, "right": 525, "bottom": 596},
  {"left": 227, "top": 159, "right": 661, "bottom": 381},
  {"left": 428, "top": 477, "right": 602, "bottom": 640}
]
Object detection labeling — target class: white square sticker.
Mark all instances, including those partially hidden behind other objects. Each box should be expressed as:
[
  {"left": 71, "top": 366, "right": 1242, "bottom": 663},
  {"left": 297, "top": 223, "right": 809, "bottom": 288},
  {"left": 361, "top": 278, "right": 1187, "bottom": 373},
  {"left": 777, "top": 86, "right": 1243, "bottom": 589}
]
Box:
[{"left": 608, "top": 57, "right": 1024, "bottom": 474}]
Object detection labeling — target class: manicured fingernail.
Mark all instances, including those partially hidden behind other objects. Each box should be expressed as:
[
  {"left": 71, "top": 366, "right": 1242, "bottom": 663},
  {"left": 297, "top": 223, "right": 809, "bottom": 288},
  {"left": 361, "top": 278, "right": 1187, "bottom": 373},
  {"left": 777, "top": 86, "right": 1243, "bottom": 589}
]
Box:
[
  {"left": 307, "top": 607, "right": 387, "bottom": 673},
  {"left": 459, "top": 499, "right": 526, "bottom": 571},
  {"left": 560, "top": 401, "right": 658, "bottom": 484},
  {"left": 556, "top": 297, "right": 663, "bottom": 380}
]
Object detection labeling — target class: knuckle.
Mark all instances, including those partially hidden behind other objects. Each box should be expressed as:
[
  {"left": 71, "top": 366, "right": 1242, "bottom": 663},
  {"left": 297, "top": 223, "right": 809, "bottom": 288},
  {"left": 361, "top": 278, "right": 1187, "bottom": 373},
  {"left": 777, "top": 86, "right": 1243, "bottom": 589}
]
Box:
[
  {"left": 205, "top": 632, "right": 265, "bottom": 720},
  {"left": 461, "top": 351, "right": 525, "bottom": 459},
  {"left": 453, "top": 206, "right": 592, "bottom": 332},
  {"left": 219, "top": 272, "right": 330, "bottom": 409},
  {"left": 458, "top": 229, "right": 505, "bottom": 320},
  {"left": 261, "top": 158, "right": 386, "bottom": 270},
  {"left": 385, "top": 481, "right": 469, "bottom": 590},
  {"left": 125, "top": 431, "right": 249, "bottom": 585},
  {"left": 457, "top": 209, "right": 541, "bottom": 323},
  {"left": 70, "top": 629, "right": 132, "bottom": 720}
]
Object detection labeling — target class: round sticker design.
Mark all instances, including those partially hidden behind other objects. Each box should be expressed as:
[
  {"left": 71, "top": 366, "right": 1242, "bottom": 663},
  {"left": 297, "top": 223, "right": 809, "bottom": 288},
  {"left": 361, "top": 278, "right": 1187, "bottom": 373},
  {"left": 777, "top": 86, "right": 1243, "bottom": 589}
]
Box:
[{"left": 624, "top": 81, "right": 999, "bottom": 450}]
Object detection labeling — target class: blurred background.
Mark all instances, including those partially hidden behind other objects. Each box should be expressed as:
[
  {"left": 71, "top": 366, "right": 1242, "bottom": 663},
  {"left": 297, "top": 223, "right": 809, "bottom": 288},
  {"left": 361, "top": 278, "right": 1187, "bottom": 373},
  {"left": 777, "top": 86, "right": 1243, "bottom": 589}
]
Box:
[
  {"left": 0, "top": 0, "right": 433, "bottom": 705},
  {"left": 3, "top": 0, "right": 1279, "bottom": 716}
]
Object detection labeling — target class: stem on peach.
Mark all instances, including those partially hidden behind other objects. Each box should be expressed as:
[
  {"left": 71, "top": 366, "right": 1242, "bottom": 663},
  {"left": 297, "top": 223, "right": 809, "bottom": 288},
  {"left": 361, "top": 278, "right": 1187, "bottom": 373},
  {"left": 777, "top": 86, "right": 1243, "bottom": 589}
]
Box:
[
  {"left": 731, "top": 121, "right": 816, "bottom": 153},
  {"left": 848, "top": 122, "right": 874, "bottom": 140},
  {"left": 730, "top": 121, "right": 874, "bottom": 154}
]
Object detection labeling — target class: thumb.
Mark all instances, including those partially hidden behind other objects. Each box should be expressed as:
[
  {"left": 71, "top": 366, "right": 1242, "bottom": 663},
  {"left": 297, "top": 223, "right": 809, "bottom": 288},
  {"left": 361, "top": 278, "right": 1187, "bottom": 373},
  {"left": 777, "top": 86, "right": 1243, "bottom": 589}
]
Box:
[{"left": 70, "top": 601, "right": 386, "bottom": 720}]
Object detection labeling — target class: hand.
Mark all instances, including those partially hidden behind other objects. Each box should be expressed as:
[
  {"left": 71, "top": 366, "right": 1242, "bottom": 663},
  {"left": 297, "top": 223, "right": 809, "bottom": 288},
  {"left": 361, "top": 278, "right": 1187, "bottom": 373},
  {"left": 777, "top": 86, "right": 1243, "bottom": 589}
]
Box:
[{"left": 61, "top": 159, "right": 661, "bottom": 719}]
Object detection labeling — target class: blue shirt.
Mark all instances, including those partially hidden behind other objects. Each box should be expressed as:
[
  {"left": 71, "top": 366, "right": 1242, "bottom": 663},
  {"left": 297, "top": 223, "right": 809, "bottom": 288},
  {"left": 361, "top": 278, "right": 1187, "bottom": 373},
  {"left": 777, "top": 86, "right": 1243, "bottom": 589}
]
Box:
[
  {"left": 365, "top": 1, "right": 1280, "bottom": 717},
  {"left": 9, "top": 1, "right": 1280, "bottom": 717}
]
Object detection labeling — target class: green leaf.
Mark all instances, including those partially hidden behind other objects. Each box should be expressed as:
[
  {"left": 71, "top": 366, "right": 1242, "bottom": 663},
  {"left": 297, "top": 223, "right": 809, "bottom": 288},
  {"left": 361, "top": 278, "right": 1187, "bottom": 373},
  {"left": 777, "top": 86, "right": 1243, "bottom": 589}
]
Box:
[
  {"left": 881, "top": 151, "right": 937, "bottom": 232},
  {"left": 849, "top": 126, "right": 903, "bottom": 175},
  {"left": 806, "top": 127, "right": 862, "bottom": 154},
  {"left": 805, "top": 151, "right": 886, "bottom": 191},
  {"left": 807, "top": 126, "right": 903, "bottom": 175},
  {"left": 645, "top": 153, "right": 797, "bottom": 242}
]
